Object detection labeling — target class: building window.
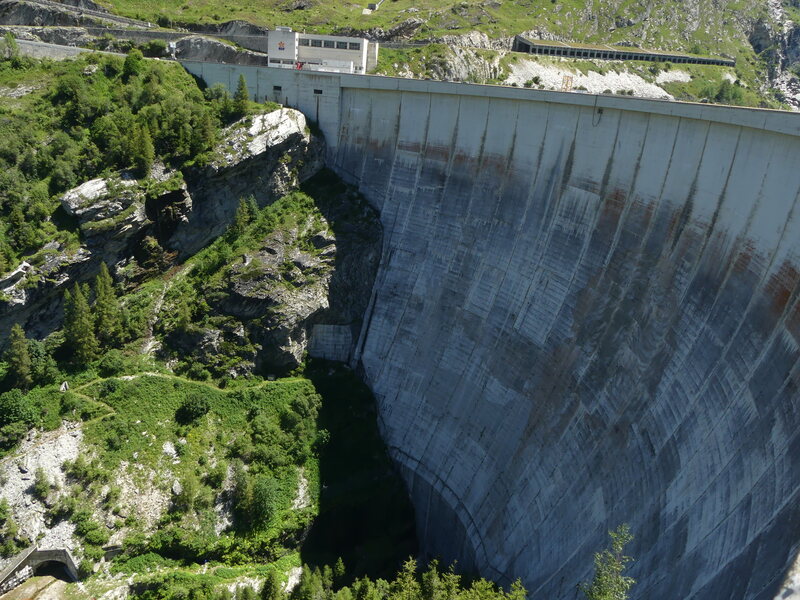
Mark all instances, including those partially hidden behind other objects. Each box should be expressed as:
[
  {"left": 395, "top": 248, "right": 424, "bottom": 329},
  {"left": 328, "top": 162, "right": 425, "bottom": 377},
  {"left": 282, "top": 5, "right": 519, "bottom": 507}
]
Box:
[
  {"left": 269, "top": 58, "right": 280, "bottom": 64},
  {"left": 324, "top": 40, "right": 335, "bottom": 48},
  {"left": 336, "top": 41, "right": 348, "bottom": 49},
  {"left": 299, "top": 38, "right": 309, "bottom": 46},
  {"left": 311, "top": 39, "right": 322, "bottom": 47},
  {"left": 348, "top": 42, "right": 361, "bottom": 50},
  {"left": 273, "top": 85, "right": 282, "bottom": 91},
  {"left": 314, "top": 89, "right": 322, "bottom": 95}
]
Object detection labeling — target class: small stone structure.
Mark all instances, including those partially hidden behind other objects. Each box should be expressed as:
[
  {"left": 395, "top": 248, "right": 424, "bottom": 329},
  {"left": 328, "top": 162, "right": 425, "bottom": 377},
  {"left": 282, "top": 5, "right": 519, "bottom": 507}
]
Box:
[
  {"left": 0, "top": 546, "right": 79, "bottom": 594},
  {"left": 309, "top": 324, "right": 352, "bottom": 362}
]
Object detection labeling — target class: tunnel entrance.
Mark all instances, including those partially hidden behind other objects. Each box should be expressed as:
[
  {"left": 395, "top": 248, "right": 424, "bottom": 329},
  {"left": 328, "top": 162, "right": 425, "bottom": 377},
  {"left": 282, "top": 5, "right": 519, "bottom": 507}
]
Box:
[{"left": 33, "top": 561, "right": 74, "bottom": 582}]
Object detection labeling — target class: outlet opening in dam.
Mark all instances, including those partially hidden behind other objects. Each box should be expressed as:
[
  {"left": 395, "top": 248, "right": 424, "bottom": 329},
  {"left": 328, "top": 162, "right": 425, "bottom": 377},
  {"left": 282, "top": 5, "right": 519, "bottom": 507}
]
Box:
[
  {"left": 181, "top": 61, "right": 800, "bottom": 600},
  {"left": 32, "top": 561, "right": 74, "bottom": 582}
]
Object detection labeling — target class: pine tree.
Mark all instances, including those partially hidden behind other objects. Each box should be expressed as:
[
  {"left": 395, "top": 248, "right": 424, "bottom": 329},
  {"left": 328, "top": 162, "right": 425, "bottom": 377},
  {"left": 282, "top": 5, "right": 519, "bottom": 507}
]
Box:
[
  {"left": 94, "top": 263, "right": 122, "bottom": 346},
  {"left": 239, "top": 586, "right": 258, "bottom": 600},
  {"left": 64, "top": 285, "right": 99, "bottom": 365},
  {"left": 333, "top": 558, "right": 346, "bottom": 587},
  {"left": 93, "top": 263, "right": 122, "bottom": 347},
  {"left": 261, "top": 570, "right": 284, "bottom": 600},
  {"left": 132, "top": 124, "right": 155, "bottom": 176},
  {"left": 195, "top": 110, "right": 216, "bottom": 153},
  {"left": 234, "top": 74, "right": 249, "bottom": 118},
  {"left": 5, "top": 323, "right": 32, "bottom": 389},
  {"left": 230, "top": 197, "right": 254, "bottom": 237}
]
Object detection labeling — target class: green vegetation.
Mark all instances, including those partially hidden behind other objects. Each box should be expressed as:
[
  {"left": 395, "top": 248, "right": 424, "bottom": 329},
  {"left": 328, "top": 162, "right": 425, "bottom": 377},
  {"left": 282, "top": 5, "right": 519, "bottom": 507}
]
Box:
[
  {"left": 130, "top": 558, "right": 526, "bottom": 600},
  {"left": 0, "top": 51, "right": 264, "bottom": 275},
  {"left": 0, "top": 357, "right": 417, "bottom": 586},
  {"left": 579, "top": 524, "right": 635, "bottom": 600},
  {"left": 154, "top": 189, "right": 331, "bottom": 380},
  {"left": 0, "top": 497, "right": 27, "bottom": 558},
  {"left": 4, "top": 323, "right": 32, "bottom": 389},
  {"left": 89, "top": 0, "right": 761, "bottom": 55},
  {"left": 86, "top": 0, "right": 785, "bottom": 106},
  {"left": 64, "top": 283, "right": 100, "bottom": 365},
  {"left": 234, "top": 74, "right": 250, "bottom": 119},
  {"left": 94, "top": 262, "right": 123, "bottom": 348}
]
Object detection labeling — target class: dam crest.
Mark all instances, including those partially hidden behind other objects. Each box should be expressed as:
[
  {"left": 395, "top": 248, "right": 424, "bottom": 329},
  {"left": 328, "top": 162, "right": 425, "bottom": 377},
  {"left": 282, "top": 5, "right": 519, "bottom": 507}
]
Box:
[{"left": 181, "top": 61, "right": 800, "bottom": 600}]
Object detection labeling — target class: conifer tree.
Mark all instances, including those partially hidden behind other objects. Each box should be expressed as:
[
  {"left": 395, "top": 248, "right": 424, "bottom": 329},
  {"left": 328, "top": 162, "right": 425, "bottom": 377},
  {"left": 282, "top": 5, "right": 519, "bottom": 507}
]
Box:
[
  {"left": 261, "top": 570, "right": 284, "bottom": 600},
  {"left": 132, "top": 124, "right": 155, "bottom": 176},
  {"left": 93, "top": 262, "right": 122, "bottom": 347},
  {"left": 5, "top": 323, "right": 32, "bottom": 389},
  {"left": 239, "top": 586, "right": 258, "bottom": 600},
  {"left": 230, "top": 197, "right": 254, "bottom": 237},
  {"left": 64, "top": 285, "right": 99, "bottom": 365},
  {"left": 234, "top": 74, "right": 249, "bottom": 118},
  {"left": 196, "top": 110, "right": 216, "bottom": 153}
]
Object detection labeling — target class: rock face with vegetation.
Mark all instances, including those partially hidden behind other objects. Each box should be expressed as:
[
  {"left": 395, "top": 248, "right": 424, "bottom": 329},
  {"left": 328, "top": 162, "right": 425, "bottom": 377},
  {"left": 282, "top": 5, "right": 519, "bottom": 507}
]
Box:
[
  {"left": 159, "top": 172, "right": 380, "bottom": 376},
  {"left": 0, "top": 47, "right": 428, "bottom": 600},
  {"left": 169, "top": 108, "right": 324, "bottom": 258},
  {"left": 0, "top": 50, "right": 323, "bottom": 348}
]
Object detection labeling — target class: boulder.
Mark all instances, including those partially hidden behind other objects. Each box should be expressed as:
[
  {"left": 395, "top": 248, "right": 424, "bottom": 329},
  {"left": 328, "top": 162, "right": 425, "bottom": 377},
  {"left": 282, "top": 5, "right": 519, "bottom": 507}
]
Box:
[{"left": 173, "top": 35, "right": 268, "bottom": 66}]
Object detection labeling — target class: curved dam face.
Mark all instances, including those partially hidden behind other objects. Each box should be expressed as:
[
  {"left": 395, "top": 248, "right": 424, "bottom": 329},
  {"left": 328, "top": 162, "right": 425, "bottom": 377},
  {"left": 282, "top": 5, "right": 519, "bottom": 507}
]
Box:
[{"left": 180, "top": 63, "right": 800, "bottom": 600}]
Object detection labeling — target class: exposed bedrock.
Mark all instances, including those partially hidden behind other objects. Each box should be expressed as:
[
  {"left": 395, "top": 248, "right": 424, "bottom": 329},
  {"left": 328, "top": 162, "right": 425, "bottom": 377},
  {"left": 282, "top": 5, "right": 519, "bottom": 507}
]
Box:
[{"left": 331, "top": 90, "right": 800, "bottom": 599}]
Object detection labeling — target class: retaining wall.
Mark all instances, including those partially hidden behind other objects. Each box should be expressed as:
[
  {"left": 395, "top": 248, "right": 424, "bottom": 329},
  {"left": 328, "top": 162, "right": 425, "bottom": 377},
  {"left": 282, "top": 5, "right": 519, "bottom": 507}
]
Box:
[{"left": 180, "top": 62, "right": 800, "bottom": 600}]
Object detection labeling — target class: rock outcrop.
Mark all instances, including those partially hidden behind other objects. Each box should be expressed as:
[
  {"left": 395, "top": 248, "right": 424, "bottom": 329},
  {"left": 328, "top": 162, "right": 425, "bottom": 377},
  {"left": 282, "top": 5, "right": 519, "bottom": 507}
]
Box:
[
  {"left": 167, "top": 171, "right": 381, "bottom": 374},
  {"left": 0, "top": 108, "right": 322, "bottom": 348},
  {"left": 0, "top": 0, "right": 109, "bottom": 27},
  {"left": 169, "top": 108, "right": 324, "bottom": 258},
  {"left": 172, "top": 36, "right": 268, "bottom": 66},
  {"left": 333, "top": 17, "right": 425, "bottom": 42},
  {"left": 61, "top": 176, "right": 148, "bottom": 255},
  {"left": 183, "top": 19, "right": 269, "bottom": 37}
]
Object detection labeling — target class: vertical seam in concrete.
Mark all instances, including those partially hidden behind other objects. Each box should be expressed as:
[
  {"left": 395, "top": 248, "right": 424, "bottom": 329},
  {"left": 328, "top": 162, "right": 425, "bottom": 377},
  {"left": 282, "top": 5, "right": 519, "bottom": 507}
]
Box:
[
  {"left": 605, "top": 133, "right": 799, "bottom": 599},
  {"left": 494, "top": 102, "right": 552, "bottom": 339},
  {"left": 512, "top": 104, "right": 583, "bottom": 333}
]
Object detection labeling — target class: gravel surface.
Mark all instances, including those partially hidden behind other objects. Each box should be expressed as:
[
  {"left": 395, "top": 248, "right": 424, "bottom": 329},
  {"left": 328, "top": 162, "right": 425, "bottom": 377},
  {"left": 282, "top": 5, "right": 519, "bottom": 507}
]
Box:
[
  {"left": 505, "top": 57, "right": 674, "bottom": 99},
  {"left": 0, "top": 422, "right": 83, "bottom": 568}
]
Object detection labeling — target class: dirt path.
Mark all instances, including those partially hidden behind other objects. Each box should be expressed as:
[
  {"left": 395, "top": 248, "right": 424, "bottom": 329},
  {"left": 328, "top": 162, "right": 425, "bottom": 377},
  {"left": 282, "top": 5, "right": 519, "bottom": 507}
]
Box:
[{"left": 0, "top": 576, "right": 65, "bottom": 600}]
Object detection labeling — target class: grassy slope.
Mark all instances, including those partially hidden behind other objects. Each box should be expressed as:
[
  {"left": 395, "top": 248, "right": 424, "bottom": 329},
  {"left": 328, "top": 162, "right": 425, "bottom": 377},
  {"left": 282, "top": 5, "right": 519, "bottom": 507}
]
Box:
[
  {"left": 95, "top": 0, "right": 781, "bottom": 106},
  {"left": 0, "top": 162, "right": 414, "bottom": 595},
  {"left": 94, "top": 0, "right": 757, "bottom": 46}
]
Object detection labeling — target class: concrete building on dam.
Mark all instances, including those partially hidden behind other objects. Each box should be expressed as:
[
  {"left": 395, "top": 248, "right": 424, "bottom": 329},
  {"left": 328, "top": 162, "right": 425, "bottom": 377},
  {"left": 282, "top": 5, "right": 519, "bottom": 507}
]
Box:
[
  {"left": 266, "top": 27, "right": 379, "bottom": 74},
  {"left": 181, "top": 60, "right": 800, "bottom": 600}
]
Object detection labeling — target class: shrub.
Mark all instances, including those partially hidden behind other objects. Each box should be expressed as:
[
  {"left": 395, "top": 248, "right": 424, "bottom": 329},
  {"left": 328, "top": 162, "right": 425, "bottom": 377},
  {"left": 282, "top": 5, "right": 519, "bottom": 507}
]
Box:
[
  {"left": 0, "top": 421, "right": 27, "bottom": 451},
  {"left": 32, "top": 467, "right": 51, "bottom": 501},
  {"left": 123, "top": 49, "right": 145, "bottom": 80},
  {"left": 0, "top": 389, "right": 36, "bottom": 427},
  {"left": 98, "top": 350, "right": 127, "bottom": 377},
  {"left": 141, "top": 39, "right": 168, "bottom": 57},
  {"left": 175, "top": 393, "right": 211, "bottom": 425}
]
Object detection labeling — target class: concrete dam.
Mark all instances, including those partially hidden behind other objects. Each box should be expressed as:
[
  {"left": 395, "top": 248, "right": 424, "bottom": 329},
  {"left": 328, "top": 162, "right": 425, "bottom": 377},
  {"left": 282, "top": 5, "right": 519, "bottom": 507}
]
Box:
[{"left": 182, "top": 61, "right": 800, "bottom": 600}]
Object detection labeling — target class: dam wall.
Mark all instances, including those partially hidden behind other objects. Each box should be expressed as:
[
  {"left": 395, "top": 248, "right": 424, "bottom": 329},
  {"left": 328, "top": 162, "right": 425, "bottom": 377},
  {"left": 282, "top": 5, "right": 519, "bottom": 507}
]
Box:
[{"left": 181, "top": 62, "right": 800, "bottom": 600}]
